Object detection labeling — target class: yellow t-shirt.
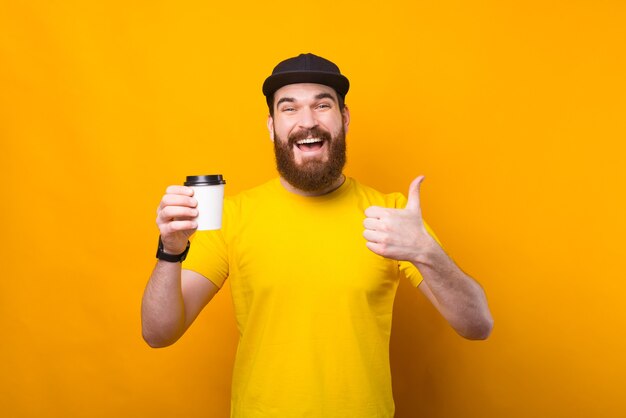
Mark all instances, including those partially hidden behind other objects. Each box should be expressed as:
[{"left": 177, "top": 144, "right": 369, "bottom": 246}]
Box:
[{"left": 183, "top": 177, "right": 435, "bottom": 418}]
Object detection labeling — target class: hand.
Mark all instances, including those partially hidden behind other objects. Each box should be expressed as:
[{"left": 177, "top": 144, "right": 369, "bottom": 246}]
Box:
[
  {"left": 363, "top": 176, "right": 436, "bottom": 263},
  {"left": 156, "top": 186, "right": 198, "bottom": 254}
]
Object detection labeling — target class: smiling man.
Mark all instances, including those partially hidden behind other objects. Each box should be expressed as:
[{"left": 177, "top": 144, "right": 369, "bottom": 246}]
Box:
[{"left": 142, "top": 53, "right": 493, "bottom": 418}]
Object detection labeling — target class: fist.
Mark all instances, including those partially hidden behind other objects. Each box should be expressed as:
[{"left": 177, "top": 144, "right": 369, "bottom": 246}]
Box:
[
  {"left": 363, "top": 176, "right": 436, "bottom": 262},
  {"left": 156, "top": 185, "right": 199, "bottom": 254}
]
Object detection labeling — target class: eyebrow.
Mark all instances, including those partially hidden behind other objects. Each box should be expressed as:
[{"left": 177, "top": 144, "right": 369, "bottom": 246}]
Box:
[
  {"left": 276, "top": 97, "right": 295, "bottom": 107},
  {"left": 314, "top": 92, "right": 337, "bottom": 103}
]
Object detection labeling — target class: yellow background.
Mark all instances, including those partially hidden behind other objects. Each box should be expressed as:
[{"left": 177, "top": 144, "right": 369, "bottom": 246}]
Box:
[{"left": 1, "top": 1, "right": 625, "bottom": 417}]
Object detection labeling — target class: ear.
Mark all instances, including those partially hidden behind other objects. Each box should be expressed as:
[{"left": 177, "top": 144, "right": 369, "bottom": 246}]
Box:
[
  {"left": 342, "top": 105, "right": 351, "bottom": 134},
  {"left": 267, "top": 115, "right": 275, "bottom": 142}
]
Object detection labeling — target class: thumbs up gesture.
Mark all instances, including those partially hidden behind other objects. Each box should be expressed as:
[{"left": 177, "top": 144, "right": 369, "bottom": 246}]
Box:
[{"left": 363, "top": 176, "right": 437, "bottom": 262}]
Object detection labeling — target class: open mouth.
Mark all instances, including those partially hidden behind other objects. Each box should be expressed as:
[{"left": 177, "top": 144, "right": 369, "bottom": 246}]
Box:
[{"left": 295, "top": 137, "right": 325, "bottom": 152}]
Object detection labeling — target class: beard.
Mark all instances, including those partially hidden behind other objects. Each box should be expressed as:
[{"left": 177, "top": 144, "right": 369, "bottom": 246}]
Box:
[{"left": 273, "top": 125, "right": 347, "bottom": 193}]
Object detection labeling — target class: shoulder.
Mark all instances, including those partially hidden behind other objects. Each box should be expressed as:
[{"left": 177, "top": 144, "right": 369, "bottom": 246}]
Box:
[
  {"left": 348, "top": 178, "right": 408, "bottom": 209},
  {"left": 223, "top": 178, "right": 282, "bottom": 213},
  {"left": 226, "top": 178, "right": 279, "bottom": 201}
]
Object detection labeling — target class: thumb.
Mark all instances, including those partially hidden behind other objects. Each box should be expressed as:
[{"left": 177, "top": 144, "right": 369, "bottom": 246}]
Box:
[{"left": 406, "top": 175, "right": 425, "bottom": 212}]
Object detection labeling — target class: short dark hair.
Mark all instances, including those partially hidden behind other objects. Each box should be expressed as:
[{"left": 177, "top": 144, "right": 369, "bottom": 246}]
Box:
[{"left": 267, "top": 90, "right": 345, "bottom": 117}]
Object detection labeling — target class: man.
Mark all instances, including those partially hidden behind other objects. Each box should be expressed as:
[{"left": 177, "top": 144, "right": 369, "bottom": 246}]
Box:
[{"left": 142, "top": 53, "right": 493, "bottom": 418}]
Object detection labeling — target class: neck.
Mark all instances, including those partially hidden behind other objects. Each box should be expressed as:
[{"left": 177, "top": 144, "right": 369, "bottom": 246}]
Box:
[{"left": 279, "top": 174, "right": 346, "bottom": 197}]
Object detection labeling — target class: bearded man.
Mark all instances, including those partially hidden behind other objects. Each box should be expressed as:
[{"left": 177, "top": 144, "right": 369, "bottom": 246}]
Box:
[{"left": 141, "top": 53, "right": 493, "bottom": 418}]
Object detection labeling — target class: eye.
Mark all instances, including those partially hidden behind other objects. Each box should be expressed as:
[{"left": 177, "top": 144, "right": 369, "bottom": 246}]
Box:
[{"left": 316, "top": 103, "right": 331, "bottom": 110}]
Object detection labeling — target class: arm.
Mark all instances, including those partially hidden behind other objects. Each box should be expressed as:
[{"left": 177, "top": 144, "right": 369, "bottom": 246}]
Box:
[
  {"left": 363, "top": 176, "right": 493, "bottom": 340},
  {"left": 142, "top": 266, "right": 219, "bottom": 348},
  {"left": 141, "top": 186, "right": 219, "bottom": 348},
  {"left": 414, "top": 241, "right": 492, "bottom": 340}
]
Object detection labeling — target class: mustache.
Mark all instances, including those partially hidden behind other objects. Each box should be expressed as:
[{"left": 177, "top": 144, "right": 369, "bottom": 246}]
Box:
[{"left": 288, "top": 127, "right": 333, "bottom": 147}]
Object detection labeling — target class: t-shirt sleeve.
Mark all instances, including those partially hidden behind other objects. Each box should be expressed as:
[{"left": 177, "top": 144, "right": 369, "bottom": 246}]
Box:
[
  {"left": 391, "top": 192, "right": 443, "bottom": 288},
  {"left": 182, "top": 229, "right": 229, "bottom": 289}
]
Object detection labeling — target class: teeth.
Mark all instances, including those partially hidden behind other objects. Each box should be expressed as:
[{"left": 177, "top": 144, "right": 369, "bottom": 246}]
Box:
[{"left": 296, "top": 138, "right": 323, "bottom": 145}]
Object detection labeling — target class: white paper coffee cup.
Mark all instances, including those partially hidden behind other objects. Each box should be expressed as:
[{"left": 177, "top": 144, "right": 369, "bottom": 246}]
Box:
[{"left": 184, "top": 175, "right": 226, "bottom": 231}]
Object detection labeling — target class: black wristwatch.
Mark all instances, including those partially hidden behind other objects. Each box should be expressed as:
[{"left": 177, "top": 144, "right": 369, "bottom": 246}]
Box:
[{"left": 156, "top": 236, "right": 190, "bottom": 263}]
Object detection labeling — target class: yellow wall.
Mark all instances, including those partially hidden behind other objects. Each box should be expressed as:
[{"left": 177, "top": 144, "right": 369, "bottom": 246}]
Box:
[{"left": 1, "top": 1, "right": 625, "bottom": 417}]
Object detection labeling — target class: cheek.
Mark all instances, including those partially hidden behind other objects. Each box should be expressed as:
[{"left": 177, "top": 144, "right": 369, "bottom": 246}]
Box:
[
  {"left": 274, "top": 121, "right": 295, "bottom": 140},
  {"left": 326, "top": 115, "right": 345, "bottom": 134}
]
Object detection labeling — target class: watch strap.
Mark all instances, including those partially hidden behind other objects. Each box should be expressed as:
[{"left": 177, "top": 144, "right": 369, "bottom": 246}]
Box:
[{"left": 156, "top": 236, "right": 190, "bottom": 263}]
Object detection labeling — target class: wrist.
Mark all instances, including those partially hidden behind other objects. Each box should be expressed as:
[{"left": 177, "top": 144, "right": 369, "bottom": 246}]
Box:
[
  {"left": 156, "top": 236, "right": 190, "bottom": 263},
  {"left": 411, "top": 234, "right": 444, "bottom": 267},
  {"left": 161, "top": 244, "right": 187, "bottom": 255}
]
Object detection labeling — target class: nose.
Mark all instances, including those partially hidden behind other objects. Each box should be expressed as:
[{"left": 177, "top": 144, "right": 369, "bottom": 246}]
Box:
[{"left": 297, "top": 107, "right": 317, "bottom": 129}]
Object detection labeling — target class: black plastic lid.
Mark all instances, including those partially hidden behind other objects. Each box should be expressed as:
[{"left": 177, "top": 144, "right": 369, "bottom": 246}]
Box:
[{"left": 184, "top": 175, "right": 226, "bottom": 186}]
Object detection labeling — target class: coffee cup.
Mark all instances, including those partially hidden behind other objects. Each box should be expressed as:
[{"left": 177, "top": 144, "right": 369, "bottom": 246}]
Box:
[{"left": 184, "top": 175, "right": 226, "bottom": 231}]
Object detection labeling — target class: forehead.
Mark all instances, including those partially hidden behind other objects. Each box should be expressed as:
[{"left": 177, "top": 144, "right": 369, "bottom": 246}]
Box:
[{"left": 274, "top": 83, "right": 338, "bottom": 102}]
